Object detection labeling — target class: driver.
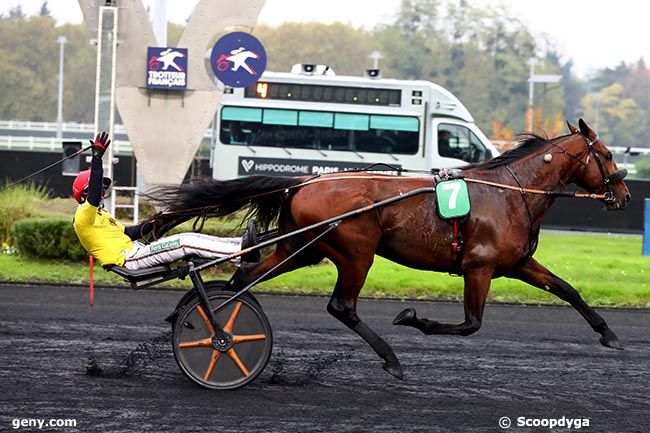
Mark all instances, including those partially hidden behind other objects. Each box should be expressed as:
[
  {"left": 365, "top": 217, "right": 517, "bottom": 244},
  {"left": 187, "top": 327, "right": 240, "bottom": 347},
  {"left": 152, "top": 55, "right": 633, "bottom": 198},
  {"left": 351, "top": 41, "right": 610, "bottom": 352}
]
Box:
[
  {"left": 438, "top": 129, "right": 454, "bottom": 158},
  {"left": 72, "top": 132, "right": 248, "bottom": 270}
]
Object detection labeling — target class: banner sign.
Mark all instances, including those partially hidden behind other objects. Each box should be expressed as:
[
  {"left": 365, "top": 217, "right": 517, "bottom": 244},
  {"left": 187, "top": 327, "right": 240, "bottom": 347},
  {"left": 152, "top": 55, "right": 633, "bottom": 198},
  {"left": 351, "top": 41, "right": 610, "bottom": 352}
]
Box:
[
  {"left": 211, "top": 32, "right": 267, "bottom": 88},
  {"left": 238, "top": 156, "right": 400, "bottom": 176},
  {"left": 146, "top": 47, "right": 188, "bottom": 90}
]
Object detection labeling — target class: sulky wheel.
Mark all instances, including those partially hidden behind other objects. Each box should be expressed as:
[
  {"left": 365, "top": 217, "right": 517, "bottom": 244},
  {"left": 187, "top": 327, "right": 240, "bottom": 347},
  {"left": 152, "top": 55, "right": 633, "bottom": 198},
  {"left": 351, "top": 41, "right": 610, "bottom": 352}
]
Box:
[{"left": 172, "top": 290, "right": 272, "bottom": 390}]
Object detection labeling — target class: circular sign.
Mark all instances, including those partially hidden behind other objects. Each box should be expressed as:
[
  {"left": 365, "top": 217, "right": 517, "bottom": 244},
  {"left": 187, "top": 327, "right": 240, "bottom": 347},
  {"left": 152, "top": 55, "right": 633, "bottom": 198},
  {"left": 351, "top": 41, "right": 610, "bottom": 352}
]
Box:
[{"left": 210, "top": 32, "right": 267, "bottom": 88}]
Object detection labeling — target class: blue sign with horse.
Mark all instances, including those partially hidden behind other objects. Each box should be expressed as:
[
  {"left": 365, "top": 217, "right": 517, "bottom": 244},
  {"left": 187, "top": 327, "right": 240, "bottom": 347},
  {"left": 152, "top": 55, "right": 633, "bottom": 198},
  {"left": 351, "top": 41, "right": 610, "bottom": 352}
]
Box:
[
  {"left": 210, "top": 32, "right": 267, "bottom": 88},
  {"left": 146, "top": 47, "right": 188, "bottom": 90}
]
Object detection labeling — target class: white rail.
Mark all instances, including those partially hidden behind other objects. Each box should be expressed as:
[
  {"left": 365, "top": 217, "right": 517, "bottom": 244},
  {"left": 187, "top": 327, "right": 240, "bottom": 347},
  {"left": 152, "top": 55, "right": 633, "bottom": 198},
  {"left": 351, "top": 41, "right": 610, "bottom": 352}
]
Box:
[
  {"left": 0, "top": 135, "right": 133, "bottom": 154},
  {"left": 0, "top": 119, "right": 127, "bottom": 134},
  {"left": 609, "top": 146, "right": 650, "bottom": 156},
  {"left": 0, "top": 119, "right": 213, "bottom": 137}
]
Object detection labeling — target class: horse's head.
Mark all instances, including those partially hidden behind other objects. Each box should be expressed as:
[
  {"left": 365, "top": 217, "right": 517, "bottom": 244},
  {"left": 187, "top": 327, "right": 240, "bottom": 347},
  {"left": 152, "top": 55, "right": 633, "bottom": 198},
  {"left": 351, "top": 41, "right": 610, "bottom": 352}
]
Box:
[{"left": 566, "top": 119, "right": 631, "bottom": 210}]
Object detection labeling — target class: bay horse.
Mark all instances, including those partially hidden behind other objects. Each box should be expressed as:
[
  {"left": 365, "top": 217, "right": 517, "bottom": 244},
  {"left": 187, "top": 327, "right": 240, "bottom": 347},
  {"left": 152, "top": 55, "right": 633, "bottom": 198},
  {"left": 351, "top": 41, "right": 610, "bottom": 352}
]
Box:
[{"left": 152, "top": 119, "right": 630, "bottom": 380}]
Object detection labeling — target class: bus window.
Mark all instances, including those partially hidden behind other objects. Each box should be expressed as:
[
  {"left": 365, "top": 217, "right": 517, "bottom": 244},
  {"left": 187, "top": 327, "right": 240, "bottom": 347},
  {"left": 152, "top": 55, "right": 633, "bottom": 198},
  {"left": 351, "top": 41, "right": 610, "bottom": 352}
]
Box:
[
  {"left": 437, "top": 123, "right": 488, "bottom": 163},
  {"left": 219, "top": 106, "right": 419, "bottom": 154}
]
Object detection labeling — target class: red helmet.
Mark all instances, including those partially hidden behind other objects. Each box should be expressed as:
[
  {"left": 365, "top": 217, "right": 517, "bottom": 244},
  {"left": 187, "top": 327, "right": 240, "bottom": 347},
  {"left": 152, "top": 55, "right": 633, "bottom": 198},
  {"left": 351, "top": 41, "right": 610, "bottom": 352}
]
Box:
[{"left": 71, "top": 170, "right": 112, "bottom": 203}]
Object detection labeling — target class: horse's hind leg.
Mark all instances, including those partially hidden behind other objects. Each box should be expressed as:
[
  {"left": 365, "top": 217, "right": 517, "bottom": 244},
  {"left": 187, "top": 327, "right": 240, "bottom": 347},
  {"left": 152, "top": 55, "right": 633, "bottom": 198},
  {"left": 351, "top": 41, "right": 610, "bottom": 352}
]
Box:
[
  {"left": 327, "top": 259, "right": 403, "bottom": 380},
  {"left": 508, "top": 258, "right": 622, "bottom": 349},
  {"left": 394, "top": 266, "right": 493, "bottom": 336}
]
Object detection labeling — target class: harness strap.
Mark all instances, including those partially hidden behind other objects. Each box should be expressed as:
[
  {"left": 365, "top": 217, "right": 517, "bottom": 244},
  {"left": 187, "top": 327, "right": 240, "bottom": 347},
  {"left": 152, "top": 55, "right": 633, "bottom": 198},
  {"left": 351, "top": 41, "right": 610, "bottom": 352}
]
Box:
[
  {"left": 451, "top": 219, "right": 461, "bottom": 261},
  {"left": 505, "top": 165, "right": 538, "bottom": 262},
  {"left": 448, "top": 219, "right": 464, "bottom": 276}
]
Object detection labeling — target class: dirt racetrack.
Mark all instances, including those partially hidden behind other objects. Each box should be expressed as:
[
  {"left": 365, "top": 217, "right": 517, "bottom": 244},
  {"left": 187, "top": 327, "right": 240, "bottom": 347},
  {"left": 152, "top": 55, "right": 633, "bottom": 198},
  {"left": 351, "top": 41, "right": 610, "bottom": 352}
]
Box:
[{"left": 0, "top": 284, "right": 648, "bottom": 432}]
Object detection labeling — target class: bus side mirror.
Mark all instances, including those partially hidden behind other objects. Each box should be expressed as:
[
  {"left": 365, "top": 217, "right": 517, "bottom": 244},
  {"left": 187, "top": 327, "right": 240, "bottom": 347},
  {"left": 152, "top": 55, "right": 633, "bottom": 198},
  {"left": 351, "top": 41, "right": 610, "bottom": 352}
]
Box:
[{"left": 484, "top": 149, "right": 493, "bottom": 160}]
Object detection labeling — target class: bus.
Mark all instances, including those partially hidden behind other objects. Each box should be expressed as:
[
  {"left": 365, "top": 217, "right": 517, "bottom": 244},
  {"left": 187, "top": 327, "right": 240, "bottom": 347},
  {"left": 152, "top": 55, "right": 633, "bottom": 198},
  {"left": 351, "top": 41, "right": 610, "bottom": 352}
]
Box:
[{"left": 212, "top": 64, "right": 499, "bottom": 179}]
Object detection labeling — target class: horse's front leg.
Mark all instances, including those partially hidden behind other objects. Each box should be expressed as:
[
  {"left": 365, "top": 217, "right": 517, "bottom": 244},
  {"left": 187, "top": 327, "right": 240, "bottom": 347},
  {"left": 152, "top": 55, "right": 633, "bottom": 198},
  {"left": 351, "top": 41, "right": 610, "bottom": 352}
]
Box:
[
  {"left": 507, "top": 258, "right": 622, "bottom": 349},
  {"left": 393, "top": 266, "right": 493, "bottom": 336}
]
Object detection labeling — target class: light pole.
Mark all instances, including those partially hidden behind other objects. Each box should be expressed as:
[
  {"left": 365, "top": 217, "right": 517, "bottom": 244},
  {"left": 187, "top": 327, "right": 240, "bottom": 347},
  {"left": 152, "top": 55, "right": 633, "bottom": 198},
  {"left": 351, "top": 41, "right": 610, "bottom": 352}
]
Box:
[
  {"left": 526, "top": 58, "right": 538, "bottom": 132},
  {"left": 370, "top": 51, "right": 382, "bottom": 69},
  {"left": 526, "top": 58, "right": 561, "bottom": 131},
  {"left": 56, "top": 35, "right": 67, "bottom": 140}
]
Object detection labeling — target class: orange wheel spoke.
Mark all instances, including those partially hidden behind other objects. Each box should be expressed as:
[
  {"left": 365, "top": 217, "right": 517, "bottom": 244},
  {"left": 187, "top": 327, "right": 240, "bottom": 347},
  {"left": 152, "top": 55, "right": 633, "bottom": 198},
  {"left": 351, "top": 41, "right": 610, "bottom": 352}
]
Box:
[
  {"left": 223, "top": 301, "right": 243, "bottom": 333},
  {"left": 196, "top": 305, "right": 215, "bottom": 334},
  {"left": 227, "top": 348, "right": 250, "bottom": 377},
  {"left": 203, "top": 350, "right": 222, "bottom": 381},
  {"left": 232, "top": 334, "right": 266, "bottom": 344},
  {"left": 178, "top": 337, "right": 213, "bottom": 349}
]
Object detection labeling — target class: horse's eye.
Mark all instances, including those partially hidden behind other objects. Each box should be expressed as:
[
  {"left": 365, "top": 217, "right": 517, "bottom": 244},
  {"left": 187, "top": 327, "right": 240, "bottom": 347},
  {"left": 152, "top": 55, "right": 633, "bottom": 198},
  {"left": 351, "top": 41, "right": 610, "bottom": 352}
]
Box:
[{"left": 606, "top": 152, "right": 613, "bottom": 161}]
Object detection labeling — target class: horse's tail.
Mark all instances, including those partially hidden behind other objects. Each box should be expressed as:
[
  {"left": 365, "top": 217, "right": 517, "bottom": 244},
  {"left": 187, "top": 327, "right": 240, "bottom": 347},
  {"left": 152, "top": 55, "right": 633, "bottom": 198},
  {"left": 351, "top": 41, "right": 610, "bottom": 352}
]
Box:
[{"left": 149, "top": 175, "right": 306, "bottom": 232}]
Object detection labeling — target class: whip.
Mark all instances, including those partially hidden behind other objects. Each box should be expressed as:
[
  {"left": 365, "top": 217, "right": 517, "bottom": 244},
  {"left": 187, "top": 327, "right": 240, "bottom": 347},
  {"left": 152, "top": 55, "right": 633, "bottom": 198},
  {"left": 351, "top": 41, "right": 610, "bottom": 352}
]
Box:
[{"left": 0, "top": 145, "right": 92, "bottom": 192}]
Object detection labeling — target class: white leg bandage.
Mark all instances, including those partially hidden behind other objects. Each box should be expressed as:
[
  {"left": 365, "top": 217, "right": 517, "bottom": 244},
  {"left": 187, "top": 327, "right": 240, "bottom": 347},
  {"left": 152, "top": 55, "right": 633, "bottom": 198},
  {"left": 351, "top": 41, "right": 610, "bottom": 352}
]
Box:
[{"left": 124, "top": 233, "right": 241, "bottom": 270}]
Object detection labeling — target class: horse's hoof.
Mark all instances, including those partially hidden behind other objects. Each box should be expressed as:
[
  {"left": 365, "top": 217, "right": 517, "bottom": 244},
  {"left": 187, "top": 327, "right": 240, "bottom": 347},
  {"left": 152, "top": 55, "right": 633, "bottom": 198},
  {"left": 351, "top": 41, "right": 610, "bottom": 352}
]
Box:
[
  {"left": 393, "top": 308, "right": 416, "bottom": 326},
  {"left": 600, "top": 329, "right": 624, "bottom": 350},
  {"left": 382, "top": 362, "right": 404, "bottom": 380}
]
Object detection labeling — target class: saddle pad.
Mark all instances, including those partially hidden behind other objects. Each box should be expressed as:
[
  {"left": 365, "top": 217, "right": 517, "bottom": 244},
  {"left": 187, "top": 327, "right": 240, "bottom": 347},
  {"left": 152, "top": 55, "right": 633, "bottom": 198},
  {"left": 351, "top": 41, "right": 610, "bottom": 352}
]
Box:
[{"left": 435, "top": 179, "right": 471, "bottom": 219}]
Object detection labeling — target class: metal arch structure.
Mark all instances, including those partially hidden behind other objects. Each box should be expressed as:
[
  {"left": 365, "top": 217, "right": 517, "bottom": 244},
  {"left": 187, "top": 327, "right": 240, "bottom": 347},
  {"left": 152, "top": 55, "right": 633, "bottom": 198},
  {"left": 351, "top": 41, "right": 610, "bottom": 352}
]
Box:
[{"left": 77, "top": 0, "right": 266, "bottom": 189}]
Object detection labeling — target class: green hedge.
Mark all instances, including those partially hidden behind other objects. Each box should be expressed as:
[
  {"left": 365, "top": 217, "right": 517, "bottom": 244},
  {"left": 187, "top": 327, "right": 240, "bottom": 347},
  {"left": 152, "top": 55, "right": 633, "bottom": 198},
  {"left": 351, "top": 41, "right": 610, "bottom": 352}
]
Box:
[
  {"left": 635, "top": 159, "right": 650, "bottom": 180},
  {"left": 12, "top": 218, "right": 87, "bottom": 261}
]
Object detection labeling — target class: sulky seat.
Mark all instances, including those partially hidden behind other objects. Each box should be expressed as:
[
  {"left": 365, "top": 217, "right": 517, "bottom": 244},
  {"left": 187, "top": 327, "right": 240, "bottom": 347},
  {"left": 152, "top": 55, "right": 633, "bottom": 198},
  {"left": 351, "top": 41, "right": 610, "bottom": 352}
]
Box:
[
  {"left": 104, "top": 264, "right": 179, "bottom": 290},
  {"left": 106, "top": 264, "right": 172, "bottom": 281}
]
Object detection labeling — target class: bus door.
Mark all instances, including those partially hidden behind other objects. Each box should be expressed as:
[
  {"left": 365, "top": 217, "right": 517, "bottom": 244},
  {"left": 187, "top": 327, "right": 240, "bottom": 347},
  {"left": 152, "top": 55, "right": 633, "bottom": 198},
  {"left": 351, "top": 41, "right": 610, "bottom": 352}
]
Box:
[{"left": 431, "top": 118, "right": 495, "bottom": 167}]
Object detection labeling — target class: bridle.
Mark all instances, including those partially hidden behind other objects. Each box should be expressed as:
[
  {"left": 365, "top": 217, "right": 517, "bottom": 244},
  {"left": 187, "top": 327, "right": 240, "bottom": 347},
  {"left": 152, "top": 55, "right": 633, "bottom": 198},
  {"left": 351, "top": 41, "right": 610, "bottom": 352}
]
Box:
[
  {"left": 473, "top": 132, "right": 628, "bottom": 264},
  {"left": 549, "top": 134, "right": 628, "bottom": 204}
]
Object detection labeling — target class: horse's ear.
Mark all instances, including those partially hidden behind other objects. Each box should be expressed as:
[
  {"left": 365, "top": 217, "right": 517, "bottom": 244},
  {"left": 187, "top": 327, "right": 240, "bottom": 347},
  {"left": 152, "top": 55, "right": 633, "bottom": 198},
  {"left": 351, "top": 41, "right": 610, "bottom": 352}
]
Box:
[
  {"left": 578, "top": 118, "right": 597, "bottom": 140},
  {"left": 567, "top": 121, "right": 579, "bottom": 134}
]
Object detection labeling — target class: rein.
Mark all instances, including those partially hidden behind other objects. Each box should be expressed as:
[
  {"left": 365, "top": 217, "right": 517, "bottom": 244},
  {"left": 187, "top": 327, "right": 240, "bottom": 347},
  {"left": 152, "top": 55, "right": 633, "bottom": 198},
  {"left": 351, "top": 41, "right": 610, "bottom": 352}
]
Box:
[{"left": 463, "top": 178, "right": 609, "bottom": 200}]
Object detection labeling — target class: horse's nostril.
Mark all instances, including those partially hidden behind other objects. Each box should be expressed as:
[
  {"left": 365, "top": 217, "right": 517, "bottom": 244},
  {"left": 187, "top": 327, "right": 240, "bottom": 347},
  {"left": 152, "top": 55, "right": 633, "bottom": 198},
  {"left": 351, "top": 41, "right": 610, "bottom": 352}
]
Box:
[{"left": 625, "top": 193, "right": 631, "bottom": 202}]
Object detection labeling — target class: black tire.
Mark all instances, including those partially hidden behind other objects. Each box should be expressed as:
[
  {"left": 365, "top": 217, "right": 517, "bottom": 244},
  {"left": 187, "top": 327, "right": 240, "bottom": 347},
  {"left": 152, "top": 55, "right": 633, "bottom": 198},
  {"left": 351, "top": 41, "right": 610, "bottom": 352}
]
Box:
[{"left": 172, "top": 290, "right": 272, "bottom": 390}]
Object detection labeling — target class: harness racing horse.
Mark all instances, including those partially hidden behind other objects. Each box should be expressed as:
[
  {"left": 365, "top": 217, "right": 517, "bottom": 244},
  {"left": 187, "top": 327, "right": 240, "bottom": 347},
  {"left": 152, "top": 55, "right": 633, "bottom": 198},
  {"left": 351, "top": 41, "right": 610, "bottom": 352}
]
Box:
[{"left": 153, "top": 119, "right": 630, "bottom": 380}]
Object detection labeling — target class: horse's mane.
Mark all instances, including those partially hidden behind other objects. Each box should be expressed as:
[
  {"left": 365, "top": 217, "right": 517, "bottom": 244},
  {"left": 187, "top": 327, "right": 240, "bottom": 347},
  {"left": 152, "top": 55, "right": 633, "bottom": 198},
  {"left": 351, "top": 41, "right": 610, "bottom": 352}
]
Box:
[{"left": 470, "top": 132, "right": 571, "bottom": 170}]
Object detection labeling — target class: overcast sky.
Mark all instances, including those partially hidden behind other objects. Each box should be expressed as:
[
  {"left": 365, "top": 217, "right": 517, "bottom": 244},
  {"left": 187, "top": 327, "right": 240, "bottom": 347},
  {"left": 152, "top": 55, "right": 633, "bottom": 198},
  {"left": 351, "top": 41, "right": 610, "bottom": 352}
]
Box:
[{"left": 3, "top": 0, "right": 648, "bottom": 77}]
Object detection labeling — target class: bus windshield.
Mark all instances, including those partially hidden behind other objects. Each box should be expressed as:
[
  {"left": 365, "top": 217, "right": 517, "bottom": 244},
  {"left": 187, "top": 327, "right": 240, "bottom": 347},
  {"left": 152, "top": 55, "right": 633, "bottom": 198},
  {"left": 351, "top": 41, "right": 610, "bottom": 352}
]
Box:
[{"left": 219, "top": 106, "right": 419, "bottom": 155}]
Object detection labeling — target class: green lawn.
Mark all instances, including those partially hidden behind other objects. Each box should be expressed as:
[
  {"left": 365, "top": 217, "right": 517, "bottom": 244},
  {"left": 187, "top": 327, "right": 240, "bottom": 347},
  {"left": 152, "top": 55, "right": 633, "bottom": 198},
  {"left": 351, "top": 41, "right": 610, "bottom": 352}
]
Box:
[{"left": 0, "top": 232, "right": 648, "bottom": 307}]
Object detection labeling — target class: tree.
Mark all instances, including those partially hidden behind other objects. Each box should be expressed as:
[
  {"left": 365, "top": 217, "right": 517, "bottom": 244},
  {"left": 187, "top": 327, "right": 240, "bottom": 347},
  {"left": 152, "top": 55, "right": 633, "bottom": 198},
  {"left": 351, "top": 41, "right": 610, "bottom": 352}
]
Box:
[
  {"left": 254, "top": 22, "right": 373, "bottom": 75},
  {"left": 579, "top": 83, "right": 645, "bottom": 147},
  {"left": 0, "top": 14, "right": 59, "bottom": 121},
  {"left": 8, "top": 6, "right": 24, "bottom": 19},
  {"left": 395, "top": 0, "right": 441, "bottom": 39},
  {"left": 39, "top": 2, "right": 51, "bottom": 17},
  {"left": 59, "top": 23, "right": 96, "bottom": 123},
  {"left": 5, "top": 0, "right": 647, "bottom": 150}
]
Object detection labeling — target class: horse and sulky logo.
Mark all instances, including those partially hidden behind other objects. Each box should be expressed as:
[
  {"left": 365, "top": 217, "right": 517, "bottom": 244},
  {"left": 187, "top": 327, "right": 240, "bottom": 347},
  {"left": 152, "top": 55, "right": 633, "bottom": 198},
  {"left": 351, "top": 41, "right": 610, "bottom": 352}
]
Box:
[
  {"left": 146, "top": 47, "right": 188, "bottom": 90},
  {"left": 210, "top": 32, "right": 267, "bottom": 88}
]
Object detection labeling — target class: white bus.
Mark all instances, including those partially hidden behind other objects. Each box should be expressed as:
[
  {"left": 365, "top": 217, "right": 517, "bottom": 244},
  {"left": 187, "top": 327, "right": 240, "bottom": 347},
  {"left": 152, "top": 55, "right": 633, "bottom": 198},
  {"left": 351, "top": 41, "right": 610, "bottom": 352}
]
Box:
[{"left": 212, "top": 65, "right": 499, "bottom": 179}]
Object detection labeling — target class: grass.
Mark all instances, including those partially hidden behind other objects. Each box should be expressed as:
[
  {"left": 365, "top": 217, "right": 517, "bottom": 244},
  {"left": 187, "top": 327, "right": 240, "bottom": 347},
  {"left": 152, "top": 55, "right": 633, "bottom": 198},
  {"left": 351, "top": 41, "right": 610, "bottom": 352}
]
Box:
[
  {"left": 1, "top": 232, "right": 648, "bottom": 307},
  {"left": 0, "top": 182, "right": 50, "bottom": 245}
]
